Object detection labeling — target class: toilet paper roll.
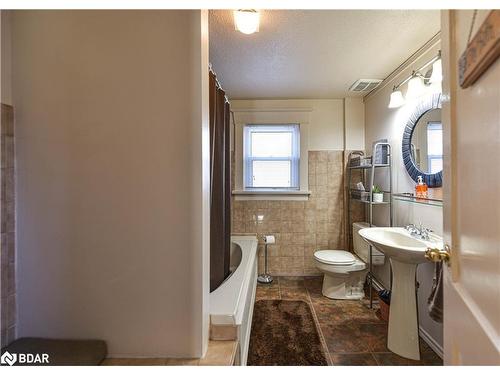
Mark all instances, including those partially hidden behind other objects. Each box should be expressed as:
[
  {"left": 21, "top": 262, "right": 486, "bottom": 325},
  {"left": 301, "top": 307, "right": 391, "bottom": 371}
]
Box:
[{"left": 264, "top": 235, "right": 275, "bottom": 244}]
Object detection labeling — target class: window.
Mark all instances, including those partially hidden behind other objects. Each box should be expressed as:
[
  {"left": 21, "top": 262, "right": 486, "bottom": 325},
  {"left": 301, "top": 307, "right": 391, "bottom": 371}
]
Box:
[
  {"left": 427, "top": 122, "right": 443, "bottom": 174},
  {"left": 243, "top": 124, "right": 300, "bottom": 190}
]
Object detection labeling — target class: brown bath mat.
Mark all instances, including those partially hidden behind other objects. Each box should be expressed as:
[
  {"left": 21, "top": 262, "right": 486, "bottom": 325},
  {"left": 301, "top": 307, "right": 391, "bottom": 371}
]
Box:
[{"left": 247, "top": 300, "right": 328, "bottom": 366}]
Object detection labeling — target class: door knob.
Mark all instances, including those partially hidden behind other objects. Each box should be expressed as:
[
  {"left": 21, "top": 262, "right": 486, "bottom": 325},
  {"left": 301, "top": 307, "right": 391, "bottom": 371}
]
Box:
[{"left": 425, "top": 245, "right": 451, "bottom": 264}]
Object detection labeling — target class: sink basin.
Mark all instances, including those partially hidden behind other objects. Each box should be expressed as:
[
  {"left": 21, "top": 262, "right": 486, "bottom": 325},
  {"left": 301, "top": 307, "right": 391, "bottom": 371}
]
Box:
[
  {"left": 358, "top": 226, "right": 443, "bottom": 361},
  {"left": 359, "top": 227, "right": 442, "bottom": 264}
]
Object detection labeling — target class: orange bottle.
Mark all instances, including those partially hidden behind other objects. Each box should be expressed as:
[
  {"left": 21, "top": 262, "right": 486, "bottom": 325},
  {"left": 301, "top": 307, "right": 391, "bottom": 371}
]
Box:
[{"left": 416, "top": 175, "right": 428, "bottom": 198}]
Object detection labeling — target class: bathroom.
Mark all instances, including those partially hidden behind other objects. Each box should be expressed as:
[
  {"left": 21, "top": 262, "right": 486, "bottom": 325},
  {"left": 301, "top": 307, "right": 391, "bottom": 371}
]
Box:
[
  {"left": 1, "top": 4, "right": 499, "bottom": 369},
  {"left": 209, "top": 9, "right": 444, "bottom": 365}
]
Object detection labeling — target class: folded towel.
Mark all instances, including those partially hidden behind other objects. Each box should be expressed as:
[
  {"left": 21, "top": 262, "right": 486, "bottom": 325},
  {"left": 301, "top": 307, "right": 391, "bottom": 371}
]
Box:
[{"left": 428, "top": 261, "right": 443, "bottom": 323}]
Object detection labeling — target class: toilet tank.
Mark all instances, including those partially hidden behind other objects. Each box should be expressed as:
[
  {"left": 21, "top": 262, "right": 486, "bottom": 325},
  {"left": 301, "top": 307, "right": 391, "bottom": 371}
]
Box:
[{"left": 353, "top": 222, "right": 385, "bottom": 265}]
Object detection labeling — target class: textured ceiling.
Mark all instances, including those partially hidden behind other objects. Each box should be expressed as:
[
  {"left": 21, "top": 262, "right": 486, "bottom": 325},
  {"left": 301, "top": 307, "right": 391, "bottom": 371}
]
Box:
[{"left": 209, "top": 10, "right": 440, "bottom": 99}]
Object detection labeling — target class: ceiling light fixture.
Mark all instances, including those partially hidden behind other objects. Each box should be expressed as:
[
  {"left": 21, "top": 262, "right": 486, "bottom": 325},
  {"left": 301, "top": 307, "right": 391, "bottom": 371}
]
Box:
[
  {"left": 234, "top": 9, "right": 260, "bottom": 35},
  {"left": 388, "top": 87, "right": 405, "bottom": 108}
]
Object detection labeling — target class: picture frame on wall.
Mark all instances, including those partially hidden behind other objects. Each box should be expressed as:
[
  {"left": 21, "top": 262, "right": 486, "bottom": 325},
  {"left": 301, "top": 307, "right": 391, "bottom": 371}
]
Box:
[{"left": 459, "top": 10, "right": 500, "bottom": 88}]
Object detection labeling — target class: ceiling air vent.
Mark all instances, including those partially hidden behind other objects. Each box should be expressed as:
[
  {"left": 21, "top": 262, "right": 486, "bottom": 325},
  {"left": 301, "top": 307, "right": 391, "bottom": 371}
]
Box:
[{"left": 349, "top": 79, "right": 383, "bottom": 93}]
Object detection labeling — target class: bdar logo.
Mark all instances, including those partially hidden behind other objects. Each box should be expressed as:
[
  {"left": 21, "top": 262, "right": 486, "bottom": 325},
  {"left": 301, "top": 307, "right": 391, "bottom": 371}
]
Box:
[
  {"left": 1, "top": 351, "right": 17, "bottom": 366},
  {"left": 1, "top": 351, "right": 49, "bottom": 365}
]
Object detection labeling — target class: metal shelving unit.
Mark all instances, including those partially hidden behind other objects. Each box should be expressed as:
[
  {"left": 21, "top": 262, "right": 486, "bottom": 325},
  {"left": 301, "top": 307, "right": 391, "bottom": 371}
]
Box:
[{"left": 347, "top": 142, "right": 393, "bottom": 309}]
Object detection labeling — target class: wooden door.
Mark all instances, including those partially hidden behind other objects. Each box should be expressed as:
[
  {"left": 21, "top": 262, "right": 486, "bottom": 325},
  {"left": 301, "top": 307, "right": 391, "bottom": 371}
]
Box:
[{"left": 441, "top": 10, "right": 500, "bottom": 365}]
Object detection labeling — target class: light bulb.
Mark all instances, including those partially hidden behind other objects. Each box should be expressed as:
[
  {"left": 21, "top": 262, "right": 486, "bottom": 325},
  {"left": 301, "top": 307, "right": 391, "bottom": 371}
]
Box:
[
  {"left": 406, "top": 75, "right": 425, "bottom": 100},
  {"left": 234, "top": 10, "right": 260, "bottom": 35},
  {"left": 429, "top": 58, "right": 443, "bottom": 83},
  {"left": 388, "top": 89, "right": 405, "bottom": 108},
  {"left": 430, "top": 80, "right": 442, "bottom": 94}
]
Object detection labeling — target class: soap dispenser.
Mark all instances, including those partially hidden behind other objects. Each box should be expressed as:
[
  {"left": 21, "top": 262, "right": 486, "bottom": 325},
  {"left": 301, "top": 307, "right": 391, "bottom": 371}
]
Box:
[{"left": 416, "top": 175, "right": 428, "bottom": 198}]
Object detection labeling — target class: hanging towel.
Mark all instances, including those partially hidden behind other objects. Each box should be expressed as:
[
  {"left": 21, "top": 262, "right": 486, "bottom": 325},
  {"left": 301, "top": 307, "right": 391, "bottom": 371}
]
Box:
[{"left": 428, "top": 261, "right": 443, "bottom": 323}]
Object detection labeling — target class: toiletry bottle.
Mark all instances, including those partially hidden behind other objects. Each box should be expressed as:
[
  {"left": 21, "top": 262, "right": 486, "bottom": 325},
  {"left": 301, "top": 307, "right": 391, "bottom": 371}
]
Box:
[{"left": 416, "top": 175, "right": 428, "bottom": 198}]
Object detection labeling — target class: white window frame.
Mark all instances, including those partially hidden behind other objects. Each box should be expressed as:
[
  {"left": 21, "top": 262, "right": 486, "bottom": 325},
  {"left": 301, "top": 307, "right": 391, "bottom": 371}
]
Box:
[
  {"left": 243, "top": 124, "right": 300, "bottom": 190},
  {"left": 231, "top": 107, "right": 311, "bottom": 200}
]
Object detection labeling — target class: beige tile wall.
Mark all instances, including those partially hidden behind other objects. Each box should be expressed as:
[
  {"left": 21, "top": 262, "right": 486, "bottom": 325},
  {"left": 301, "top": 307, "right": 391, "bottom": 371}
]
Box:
[
  {"left": 1, "top": 103, "right": 16, "bottom": 347},
  {"left": 232, "top": 150, "right": 358, "bottom": 276}
]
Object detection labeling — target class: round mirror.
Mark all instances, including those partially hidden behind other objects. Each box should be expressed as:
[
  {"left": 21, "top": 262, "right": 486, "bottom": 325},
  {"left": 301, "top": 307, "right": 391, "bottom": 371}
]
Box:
[
  {"left": 402, "top": 93, "right": 443, "bottom": 187},
  {"left": 410, "top": 108, "right": 442, "bottom": 174}
]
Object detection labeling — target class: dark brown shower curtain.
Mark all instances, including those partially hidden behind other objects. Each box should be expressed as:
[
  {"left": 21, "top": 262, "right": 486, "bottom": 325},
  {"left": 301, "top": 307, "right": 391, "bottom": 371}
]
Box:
[{"left": 209, "top": 70, "right": 231, "bottom": 292}]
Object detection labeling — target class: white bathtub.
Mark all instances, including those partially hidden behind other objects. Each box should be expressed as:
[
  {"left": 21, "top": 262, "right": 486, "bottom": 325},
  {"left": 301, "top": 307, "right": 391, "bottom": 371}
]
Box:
[{"left": 209, "top": 236, "right": 258, "bottom": 365}]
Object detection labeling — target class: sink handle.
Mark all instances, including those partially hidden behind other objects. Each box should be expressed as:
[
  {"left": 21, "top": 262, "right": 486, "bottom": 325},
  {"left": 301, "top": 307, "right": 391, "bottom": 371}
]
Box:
[{"left": 425, "top": 246, "right": 451, "bottom": 264}]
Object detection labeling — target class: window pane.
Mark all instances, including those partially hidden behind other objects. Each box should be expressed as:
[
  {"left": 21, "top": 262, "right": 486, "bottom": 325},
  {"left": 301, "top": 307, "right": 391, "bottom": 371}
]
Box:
[
  {"left": 252, "top": 160, "right": 291, "bottom": 187},
  {"left": 427, "top": 123, "right": 443, "bottom": 156},
  {"left": 429, "top": 158, "right": 443, "bottom": 174},
  {"left": 251, "top": 132, "right": 292, "bottom": 157}
]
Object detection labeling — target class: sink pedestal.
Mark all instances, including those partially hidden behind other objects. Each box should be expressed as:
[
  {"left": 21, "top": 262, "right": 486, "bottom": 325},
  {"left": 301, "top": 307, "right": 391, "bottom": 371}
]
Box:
[
  {"left": 388, "top": 259, "right": 420, "bottom": 360},
  {"left": 358, "top": 226, "right": 443, "bottom": 361}
]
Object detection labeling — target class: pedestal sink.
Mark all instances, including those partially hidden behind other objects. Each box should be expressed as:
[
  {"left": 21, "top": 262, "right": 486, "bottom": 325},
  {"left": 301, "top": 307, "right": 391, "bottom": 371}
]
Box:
[{"left": 359, "top": 227, "right": 443, "bottom": 360}]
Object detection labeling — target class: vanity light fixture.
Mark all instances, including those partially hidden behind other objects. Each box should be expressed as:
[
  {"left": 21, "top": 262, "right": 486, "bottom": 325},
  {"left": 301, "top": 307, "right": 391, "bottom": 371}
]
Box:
[
  {"left": 429, "top": 51, "right": 443, "bottom": 84},
  {"left": 234, "top": 9, "right": 260, "bottom": 35},
  {"left": 387, "top": 50, "right": 442, "bottom": 109},
  {"left": 430, "top": 77, "right": 443, "bottom": 94},
  {"left": 405, "top": 72, "right": 426, "bottom": 101},
  {"left": 388, "top": 87, "right": 405, "bottom": 108}
]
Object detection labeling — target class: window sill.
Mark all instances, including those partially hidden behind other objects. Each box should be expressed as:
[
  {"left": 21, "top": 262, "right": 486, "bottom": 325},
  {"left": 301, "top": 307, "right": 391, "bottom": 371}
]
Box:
[{"left": 232, "top": 190, "right": 311, "bottom": 201}]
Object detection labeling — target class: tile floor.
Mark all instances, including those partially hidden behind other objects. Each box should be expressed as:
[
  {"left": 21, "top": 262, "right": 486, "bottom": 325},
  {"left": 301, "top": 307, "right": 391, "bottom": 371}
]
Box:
[
  {"left": 255, "top": 276, "right": 443, "bottom": 366},
  {"left": 102, "top": 276, "right": 442, "bottom": 366}
]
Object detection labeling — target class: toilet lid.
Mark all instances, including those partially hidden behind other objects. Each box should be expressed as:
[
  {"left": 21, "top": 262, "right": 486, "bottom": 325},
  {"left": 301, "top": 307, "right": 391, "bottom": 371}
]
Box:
[{"left": 314, "top": 250, "right": 356, "bottom": 265}]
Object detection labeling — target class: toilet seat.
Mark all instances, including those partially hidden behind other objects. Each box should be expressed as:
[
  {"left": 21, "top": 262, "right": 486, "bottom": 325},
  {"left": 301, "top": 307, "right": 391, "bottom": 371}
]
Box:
[
  {"left": 314, "top": 250, "right": 356, "bottom": 265},
  {"left": 314, "top": 250, "right": 366, "bottom": 273}
]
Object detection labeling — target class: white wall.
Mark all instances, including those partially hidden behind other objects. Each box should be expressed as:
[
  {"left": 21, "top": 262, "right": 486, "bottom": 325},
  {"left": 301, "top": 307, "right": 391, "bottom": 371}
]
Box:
[
  {"left": 344, "top": 97, "right": 365, "bottom": 150},
  {"left": 12, "top": 10, "right": 209, "bottom": 358},
  {"left": 231, "top": 99, "right": 346, "bottom": 150},
  {"left": 364, "top": 40, "right": 444, "bottom": 353}
]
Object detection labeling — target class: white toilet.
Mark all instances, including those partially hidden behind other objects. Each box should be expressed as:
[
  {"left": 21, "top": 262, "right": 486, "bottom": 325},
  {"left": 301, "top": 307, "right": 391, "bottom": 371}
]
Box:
[{"left": 314, "top": 222, "right": 385, "bottom": 300}]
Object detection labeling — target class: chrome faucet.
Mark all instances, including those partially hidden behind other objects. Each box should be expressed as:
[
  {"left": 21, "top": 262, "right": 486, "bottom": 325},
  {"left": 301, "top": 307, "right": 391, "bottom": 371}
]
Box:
[
  {"left": 405, "top": 223, "right": 432, "bottom": 240},
  {"left": 405, "top": 223, "right": 418, "bottom": 235}
]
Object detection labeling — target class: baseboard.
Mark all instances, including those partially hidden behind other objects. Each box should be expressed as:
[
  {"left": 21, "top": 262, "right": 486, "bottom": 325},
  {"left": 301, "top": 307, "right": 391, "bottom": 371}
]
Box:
[{"left": 419, "top": 326, "right": 443, "bottom": 359}]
